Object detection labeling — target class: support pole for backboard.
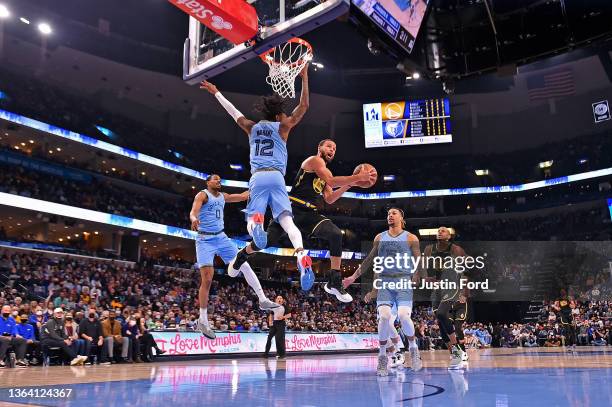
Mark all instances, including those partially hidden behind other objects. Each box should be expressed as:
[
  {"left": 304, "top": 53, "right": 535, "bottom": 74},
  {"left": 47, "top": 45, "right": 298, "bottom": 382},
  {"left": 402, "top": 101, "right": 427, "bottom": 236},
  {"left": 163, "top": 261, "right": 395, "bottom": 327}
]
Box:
[{"left": 280, "top": 0, "right": 286, "bottom": 22}]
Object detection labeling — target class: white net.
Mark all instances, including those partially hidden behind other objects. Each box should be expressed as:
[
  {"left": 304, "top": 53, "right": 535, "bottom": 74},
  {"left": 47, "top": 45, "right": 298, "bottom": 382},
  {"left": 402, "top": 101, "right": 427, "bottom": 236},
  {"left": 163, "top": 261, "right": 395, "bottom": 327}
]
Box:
[{"left": 262, "top": 39, "right": 313, "bottom": 98}]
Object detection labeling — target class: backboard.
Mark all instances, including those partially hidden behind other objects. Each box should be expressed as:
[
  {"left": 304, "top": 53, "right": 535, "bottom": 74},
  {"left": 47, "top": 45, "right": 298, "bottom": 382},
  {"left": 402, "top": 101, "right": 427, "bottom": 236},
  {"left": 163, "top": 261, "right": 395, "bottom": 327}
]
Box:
[{"left": 182, "top": 0, "right": 350, "bottom": 84}]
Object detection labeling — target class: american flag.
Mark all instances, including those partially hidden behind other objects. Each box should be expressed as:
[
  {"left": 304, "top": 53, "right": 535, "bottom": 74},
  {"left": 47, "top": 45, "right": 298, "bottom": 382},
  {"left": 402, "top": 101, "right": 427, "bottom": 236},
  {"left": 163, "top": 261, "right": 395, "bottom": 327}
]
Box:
[{"left": 526, "top": 68, "right": 575, "bottom": 101}]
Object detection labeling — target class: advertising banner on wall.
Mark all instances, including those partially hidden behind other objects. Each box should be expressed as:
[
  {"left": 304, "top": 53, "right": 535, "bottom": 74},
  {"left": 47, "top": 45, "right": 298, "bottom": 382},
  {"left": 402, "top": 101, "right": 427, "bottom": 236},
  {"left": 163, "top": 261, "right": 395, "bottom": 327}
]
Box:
[{"left": 151, "top": 331, "right": 379, "bottom": 355}]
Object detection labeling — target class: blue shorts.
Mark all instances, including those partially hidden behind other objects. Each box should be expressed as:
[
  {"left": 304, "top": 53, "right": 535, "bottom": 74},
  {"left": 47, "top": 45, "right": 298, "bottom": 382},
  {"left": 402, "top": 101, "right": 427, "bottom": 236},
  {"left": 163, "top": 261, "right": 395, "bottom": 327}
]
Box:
[
  {"left": 195, "top": 233, "right": 238, "bottom": 268},
  {"left": 246, "top": 170, "right": 292, "bottom": 220},
  {"left": 376, "top": 277, "right": 413, "bottom": 308}
]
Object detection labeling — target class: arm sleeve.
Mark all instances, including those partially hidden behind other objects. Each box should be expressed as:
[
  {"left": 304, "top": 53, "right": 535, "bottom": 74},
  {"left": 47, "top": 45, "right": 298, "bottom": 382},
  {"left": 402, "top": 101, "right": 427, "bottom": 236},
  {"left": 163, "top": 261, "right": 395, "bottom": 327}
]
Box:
[{"left": 215, "top": 92, "right": 244, "bottom": 122}]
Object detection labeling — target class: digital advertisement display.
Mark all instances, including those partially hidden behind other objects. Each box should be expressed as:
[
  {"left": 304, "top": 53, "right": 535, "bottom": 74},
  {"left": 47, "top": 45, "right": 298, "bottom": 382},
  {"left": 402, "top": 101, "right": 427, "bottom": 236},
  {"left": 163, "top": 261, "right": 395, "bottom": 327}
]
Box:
[
  {"left": 353, "top": 0, "right": 429, "bottom": 53},
  {"left": 151, "top": 331, "right": 378, "bottom": 355},
  {"left": 363, "top": 98, "right": 452, "bottom": 148}
]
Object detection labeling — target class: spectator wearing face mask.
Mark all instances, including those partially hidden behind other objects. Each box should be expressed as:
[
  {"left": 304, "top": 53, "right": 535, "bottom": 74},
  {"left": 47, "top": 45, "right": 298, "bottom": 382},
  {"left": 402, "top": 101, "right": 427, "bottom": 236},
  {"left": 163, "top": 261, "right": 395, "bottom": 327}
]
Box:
[
  {"left": 0, "top": 305, "right": 28, "bottom": 368},
  {"left": 16, "top": 313, "right": 40, "bottom": 364},
  {"left": 137, "top": 315, "right": 165, "bottom": 363},
  {"left": 122, "top": 317, "right": 142, "bottom": 363},
  {"left": 101, "top": 310, "right": 129, "bottom": 364},
  {"left": 79, "top": 309, "right": 103, "bottom": 364},
  {"left": 64, "top": 313, "right": 86, "bottom": 357},
  {"left": 40, "top": 308, "right": 87, "bottom": 366}
]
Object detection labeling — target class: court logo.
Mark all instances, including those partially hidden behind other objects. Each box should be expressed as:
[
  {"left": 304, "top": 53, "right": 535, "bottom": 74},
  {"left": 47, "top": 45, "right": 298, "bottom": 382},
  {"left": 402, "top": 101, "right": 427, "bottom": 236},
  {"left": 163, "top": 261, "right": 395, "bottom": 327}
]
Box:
[{"left": 592, "top": 100, "right": 610, "bottom": 123}]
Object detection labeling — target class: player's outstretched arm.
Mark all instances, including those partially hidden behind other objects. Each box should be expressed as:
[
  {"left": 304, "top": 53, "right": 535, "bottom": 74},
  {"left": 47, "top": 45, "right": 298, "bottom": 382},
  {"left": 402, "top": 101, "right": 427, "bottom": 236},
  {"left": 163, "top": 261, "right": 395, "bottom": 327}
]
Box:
[
  {"left": 343, "top": 233, "right": 382, "bottom": 287},
  {"left": 200, "top": 81, "right": 255, "bottom": 135},
  {"left": 189, "top": 191, "right": 208, "bottom": 231},
  {"left": 223, "top": 190, "right": 249, "bottom": 203},
  {"left": 280, "top": 65, "right": 309, "bottom": 135}
]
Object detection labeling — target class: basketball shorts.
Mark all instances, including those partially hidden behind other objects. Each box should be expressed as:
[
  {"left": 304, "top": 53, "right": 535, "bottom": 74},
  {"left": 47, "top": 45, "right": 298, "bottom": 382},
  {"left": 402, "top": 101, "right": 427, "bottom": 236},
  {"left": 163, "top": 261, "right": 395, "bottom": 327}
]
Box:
[
  {"left": 195, "top": 233, "right": 238, "bottom": 268},
  {"left": 377, "top": 276, "right": 413, "bottom": 308},
  {"left": 247, "top": 170, "right": 292, "bottom": 221}
]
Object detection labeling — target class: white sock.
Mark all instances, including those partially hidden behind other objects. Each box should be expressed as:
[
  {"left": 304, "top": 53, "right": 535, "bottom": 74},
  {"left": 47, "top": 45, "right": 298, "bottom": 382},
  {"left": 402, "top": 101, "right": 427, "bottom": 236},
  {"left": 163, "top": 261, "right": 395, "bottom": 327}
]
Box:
[
  {"left": 199, "top": 308, "right": 208, "bottom": 325},
  {"left": 409, "top": 339, "right": 418, "bottom": 350},
  {"left": 240, "top": 262, "right": 267, "bottom": 302},
  {"left": 278, "top": 213, "right": 303, "bottom": 249}
]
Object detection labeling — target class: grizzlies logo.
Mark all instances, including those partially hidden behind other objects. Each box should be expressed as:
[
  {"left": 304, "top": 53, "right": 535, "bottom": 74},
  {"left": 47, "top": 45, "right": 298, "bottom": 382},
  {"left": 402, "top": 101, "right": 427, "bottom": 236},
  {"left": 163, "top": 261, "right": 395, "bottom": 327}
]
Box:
[{"left": 312, "top": 177, "right": 326, "bottom": 194}]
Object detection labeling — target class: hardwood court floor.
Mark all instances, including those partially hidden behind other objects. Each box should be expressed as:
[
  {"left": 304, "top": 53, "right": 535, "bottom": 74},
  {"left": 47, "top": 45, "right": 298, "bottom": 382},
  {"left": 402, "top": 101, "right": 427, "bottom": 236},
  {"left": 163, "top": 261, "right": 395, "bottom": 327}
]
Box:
[{"left": 1, "top": 347, "right": 611, "bottom": 406}]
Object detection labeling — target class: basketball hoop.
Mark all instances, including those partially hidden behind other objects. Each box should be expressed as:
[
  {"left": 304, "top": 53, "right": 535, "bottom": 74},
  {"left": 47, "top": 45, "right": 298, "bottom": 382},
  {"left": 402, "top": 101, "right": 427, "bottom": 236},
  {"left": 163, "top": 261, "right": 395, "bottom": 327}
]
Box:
[{"left": 259, "top": 38, "right": 313, "bottom": 99}]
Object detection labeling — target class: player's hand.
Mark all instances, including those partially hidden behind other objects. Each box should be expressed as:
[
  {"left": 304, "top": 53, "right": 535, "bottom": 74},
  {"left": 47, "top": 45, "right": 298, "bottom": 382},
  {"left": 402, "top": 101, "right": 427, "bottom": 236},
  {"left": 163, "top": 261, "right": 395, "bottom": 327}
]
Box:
[
  {"left": 299, "top": 64, "right": 309, "bottom": 78},
  {"left": 342, "top": 275, "right": 356, "bottom": 288},
  {"left": 200, "top": 81, "right": 218, "bottom": 94},
  {"left": 191, "top": 219, "right": 200, "bottom": 231},
  {"left": 357, "top": 168, "right": 377, "bottom": 184}
]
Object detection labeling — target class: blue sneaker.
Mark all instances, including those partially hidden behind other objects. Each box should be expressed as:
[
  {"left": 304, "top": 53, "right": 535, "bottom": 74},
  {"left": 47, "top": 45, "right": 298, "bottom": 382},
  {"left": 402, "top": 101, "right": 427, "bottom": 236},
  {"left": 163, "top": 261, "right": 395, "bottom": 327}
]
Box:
[
  {"left": 297, "top": 253, "right": 315, "bottom": 291},
  {"left": 251, "top": 213, "right": 267, "bottom": 249}
]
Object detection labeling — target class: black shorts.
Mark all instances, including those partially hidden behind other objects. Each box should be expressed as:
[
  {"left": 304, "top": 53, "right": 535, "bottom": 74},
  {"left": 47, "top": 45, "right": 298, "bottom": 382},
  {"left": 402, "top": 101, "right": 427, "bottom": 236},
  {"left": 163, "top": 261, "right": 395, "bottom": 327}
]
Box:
[
  {"left": 266, "top": 205, "right": 331, "bottom": 245},
  {"left": 432, "top": 290, "right": 467, "bottom": 321},
  {"left": 293, "top": 206, "right": 330, "bottom": 235}
]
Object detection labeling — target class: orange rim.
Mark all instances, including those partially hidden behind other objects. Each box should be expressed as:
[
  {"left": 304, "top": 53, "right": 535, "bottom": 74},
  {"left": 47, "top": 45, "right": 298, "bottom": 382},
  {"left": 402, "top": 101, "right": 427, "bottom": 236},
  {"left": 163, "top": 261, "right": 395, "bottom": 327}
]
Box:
[{"left": 259, "top": 37, "right": 313, "bottom": 68}]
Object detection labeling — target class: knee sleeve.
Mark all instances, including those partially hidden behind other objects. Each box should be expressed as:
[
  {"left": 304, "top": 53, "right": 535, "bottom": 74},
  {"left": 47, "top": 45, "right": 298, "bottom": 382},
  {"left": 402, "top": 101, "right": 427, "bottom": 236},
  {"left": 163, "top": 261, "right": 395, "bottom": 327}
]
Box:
[
  {"left": 398, "top": 306, "right": 415, "bottom": 337},
  {"left": 378, "top": 306, "right": 393, "bottom": 342},
  {"left": 314, "top": 220, "right": 343, "bottom": 257}
]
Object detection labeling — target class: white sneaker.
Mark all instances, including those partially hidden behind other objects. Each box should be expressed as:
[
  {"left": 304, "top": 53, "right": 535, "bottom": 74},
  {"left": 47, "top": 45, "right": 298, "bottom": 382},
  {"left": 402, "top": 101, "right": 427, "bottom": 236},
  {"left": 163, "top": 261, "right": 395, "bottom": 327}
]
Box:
[
  {"left": 377, "top": 354, "right": 389, "bottom": 376},
  {"left": 259, "top": 298, "right": 280, "bottom": 311},
  {"left": 448, "top": 347, "right": 463, "bottom": 370},
  {"left": 409, "top": 347, "right": 423, "bottom": 372},
  {"left": 461, "top": 350, "right": 469, "bottom": 362},
  {"left": 196, "top": 320, "right": 216, "bottom": 339},
  {"left": 70, "top": 356, "right": 86, "bottom": 366},
  {"left": 389, "top": 352, "right": 405, "bottom": 368}
]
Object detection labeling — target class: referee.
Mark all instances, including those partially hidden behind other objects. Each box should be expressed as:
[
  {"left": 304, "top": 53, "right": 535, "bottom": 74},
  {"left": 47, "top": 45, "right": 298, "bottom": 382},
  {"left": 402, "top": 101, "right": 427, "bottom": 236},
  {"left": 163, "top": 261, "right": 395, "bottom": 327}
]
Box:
[{"left": 264, "top": 296, "right": 291, "bottom": 359}]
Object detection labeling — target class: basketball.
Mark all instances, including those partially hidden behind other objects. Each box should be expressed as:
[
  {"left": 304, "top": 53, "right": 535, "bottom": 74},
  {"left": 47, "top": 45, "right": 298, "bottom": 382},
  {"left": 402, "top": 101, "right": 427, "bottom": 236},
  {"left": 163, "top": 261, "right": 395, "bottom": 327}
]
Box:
[{"left": 353, "top": 163, "right": 378, "bottom": 188}]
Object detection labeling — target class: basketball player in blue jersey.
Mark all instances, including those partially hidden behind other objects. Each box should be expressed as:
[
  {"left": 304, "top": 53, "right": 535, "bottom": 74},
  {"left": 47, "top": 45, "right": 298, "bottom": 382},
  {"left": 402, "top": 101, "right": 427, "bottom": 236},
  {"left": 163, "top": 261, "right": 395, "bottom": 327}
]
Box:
[
  {"left": 200, "top": 67, "right": 315, "bottom": 290},
  {"left": 344, "top": 208, "right": 423, "bottom": 376},
  {"left": 190, "top": 174, "right": 279, "bottom": 339}
]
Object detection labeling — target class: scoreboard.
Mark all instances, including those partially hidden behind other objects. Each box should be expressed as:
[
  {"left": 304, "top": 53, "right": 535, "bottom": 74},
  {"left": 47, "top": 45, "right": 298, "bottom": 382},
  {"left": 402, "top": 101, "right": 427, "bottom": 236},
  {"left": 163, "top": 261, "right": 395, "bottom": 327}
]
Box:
[{"left": 363, "top": 98, "right": 452, "bottom": 148}]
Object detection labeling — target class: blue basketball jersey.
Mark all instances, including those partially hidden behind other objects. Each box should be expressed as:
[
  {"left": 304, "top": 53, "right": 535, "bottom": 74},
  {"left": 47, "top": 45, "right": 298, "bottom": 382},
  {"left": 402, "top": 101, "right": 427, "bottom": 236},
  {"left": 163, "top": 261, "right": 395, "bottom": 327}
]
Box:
[
  {"left": 198, "top": 190, "right": 224, "bottom": 232},
  {"left": 377, "top": 230, "right": 414, "bottom": 277},
  {"left": 249, "top": 121, "right": 288, "bottom": 175}
]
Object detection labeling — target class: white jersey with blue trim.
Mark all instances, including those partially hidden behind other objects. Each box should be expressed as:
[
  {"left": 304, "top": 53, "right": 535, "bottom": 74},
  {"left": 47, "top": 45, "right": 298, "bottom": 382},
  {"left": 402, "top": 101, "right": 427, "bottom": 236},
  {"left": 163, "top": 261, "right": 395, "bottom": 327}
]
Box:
[{"left": 249, "top": 121, "right": 288, "bottom": 175}]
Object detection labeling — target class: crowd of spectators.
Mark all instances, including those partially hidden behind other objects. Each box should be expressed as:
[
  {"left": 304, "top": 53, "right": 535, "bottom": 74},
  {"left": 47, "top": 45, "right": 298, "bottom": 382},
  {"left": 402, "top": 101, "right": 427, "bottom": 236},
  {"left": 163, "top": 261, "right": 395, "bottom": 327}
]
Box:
[
  {"left": 2, "top": 67, "right": 612, "bottom": 192},
  {"left": 1, "top": 243, "right": 610, "bottom": 368}
]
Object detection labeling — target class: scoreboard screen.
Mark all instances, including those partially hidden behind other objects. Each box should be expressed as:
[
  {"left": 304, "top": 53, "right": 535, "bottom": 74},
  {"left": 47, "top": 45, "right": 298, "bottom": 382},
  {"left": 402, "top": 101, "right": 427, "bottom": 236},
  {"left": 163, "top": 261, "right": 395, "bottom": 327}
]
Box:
[{"left": 362, "top": 98, "right": 452, "bottom": 148}]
